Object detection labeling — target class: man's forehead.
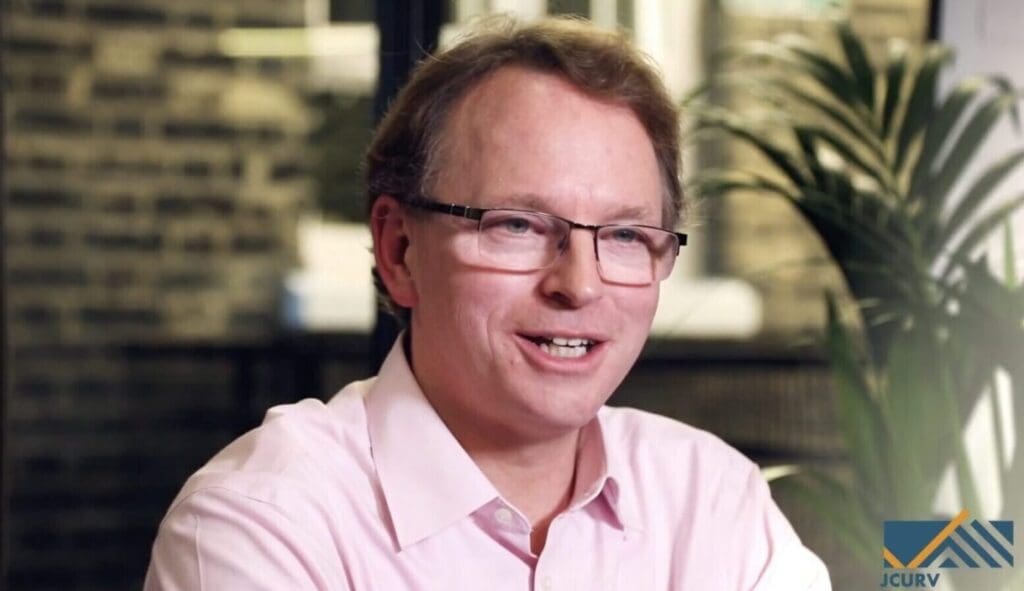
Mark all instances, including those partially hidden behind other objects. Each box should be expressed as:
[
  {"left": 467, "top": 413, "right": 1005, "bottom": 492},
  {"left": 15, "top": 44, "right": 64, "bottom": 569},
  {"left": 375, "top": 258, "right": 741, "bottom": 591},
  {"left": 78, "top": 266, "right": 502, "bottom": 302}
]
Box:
[
  {"left": 451, "top": 66, "right": 625, "bottom": 131},
  {"left": 440, "top": 66, "right": 657, "bottom": 162},
  {"left": 431, "top": 66, "right": 663, "bottom": 222}
]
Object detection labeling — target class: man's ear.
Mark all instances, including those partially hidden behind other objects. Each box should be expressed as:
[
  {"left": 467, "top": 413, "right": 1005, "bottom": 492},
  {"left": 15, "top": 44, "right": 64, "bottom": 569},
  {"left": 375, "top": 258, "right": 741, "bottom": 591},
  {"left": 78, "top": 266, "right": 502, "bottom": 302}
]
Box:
[{"left": 370, "top": 195, "right": 418, "bottom": 309}]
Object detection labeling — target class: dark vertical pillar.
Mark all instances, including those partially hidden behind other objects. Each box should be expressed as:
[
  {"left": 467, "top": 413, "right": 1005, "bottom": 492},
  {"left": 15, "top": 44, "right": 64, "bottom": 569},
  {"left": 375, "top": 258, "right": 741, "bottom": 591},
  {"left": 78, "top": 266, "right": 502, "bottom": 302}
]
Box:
[
  {"left": 927, "top": 0, "right": 943, "bottom": 41},
  {"left": 0, "top": 0, "right": 9, "bottom": 584},
  {"left": 370, "top": 0, "right": 445, "bottom": 371}
]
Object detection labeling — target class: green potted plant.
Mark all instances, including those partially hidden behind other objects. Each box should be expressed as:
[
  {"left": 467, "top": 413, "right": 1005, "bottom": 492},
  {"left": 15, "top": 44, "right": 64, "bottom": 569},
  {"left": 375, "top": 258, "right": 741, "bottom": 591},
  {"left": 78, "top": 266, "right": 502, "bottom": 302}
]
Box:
[{"left": 691, "top": 21, "right": 1024, "bottom": 590}]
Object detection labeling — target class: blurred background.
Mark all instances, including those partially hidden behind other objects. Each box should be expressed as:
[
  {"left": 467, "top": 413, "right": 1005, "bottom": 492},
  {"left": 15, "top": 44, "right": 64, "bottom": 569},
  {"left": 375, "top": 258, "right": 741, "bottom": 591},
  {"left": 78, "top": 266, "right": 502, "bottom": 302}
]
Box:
[{"left": 3, "top": 0, "right": 1021, "bottom": 589}]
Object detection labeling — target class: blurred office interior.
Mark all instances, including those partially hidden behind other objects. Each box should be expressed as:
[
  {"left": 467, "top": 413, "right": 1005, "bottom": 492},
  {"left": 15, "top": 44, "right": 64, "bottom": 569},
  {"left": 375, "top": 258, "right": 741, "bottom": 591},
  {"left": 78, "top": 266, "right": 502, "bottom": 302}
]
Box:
[{"left": 7, "top": 0, "right": 1016, "bottom": 589}]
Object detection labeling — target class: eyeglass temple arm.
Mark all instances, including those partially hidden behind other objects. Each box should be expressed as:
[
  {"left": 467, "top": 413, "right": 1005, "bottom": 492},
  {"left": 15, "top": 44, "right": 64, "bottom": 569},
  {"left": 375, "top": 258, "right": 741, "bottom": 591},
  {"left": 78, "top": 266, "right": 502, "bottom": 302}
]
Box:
[{"left": 404, "top": 196, "right": 485, "bottom": 220}]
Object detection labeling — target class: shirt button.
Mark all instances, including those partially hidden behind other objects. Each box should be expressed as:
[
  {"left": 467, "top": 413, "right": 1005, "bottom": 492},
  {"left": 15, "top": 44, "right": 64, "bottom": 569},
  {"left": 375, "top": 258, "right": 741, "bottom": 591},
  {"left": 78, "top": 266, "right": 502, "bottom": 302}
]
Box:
[
  {"left": 494, "top": 507, "right": 514, "bottom": 526},
  {"left": 541, "top": 575, "right": 553, "bottom": 590}
]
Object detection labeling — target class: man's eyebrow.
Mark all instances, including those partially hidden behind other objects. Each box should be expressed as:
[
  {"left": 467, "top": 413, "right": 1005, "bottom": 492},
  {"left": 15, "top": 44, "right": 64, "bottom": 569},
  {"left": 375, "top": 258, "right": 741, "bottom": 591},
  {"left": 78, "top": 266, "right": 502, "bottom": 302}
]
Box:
[
  {"left": 492, "top": 193, "right": 552, "bottom": 212},
  {"left": 605, "top": 204, "right": 655, "bottom": 223},
  {"left": 494, "top": 193, "right": 655, "bottom": 223}
]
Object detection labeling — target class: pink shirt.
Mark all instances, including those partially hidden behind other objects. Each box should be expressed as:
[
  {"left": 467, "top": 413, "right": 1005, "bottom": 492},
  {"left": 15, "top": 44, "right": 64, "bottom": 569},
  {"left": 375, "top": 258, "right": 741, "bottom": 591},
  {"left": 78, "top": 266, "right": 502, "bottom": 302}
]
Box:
[{"left": 145, "top": 341, "right": 830, "bottom": 590}]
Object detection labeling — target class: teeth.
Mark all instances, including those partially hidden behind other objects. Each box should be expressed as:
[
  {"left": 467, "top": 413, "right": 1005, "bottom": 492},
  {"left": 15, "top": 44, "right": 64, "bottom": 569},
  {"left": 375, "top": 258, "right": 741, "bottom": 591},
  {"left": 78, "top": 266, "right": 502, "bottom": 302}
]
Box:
[
  {"left": 539, "top": 342, "right": 588, "bottom": 358},
  {"left": 550, "top": 336, "right": 591, "bottom": 347},
  {"left": 525, "top": 335, "right": 596, "bottom": 359}
]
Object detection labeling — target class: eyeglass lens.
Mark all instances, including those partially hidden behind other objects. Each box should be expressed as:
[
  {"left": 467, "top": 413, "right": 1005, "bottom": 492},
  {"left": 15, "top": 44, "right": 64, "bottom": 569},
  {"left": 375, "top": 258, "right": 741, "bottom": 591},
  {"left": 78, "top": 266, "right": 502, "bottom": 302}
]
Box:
[{"left": 475, "top": 210, "right": 677, "bottom": 285}]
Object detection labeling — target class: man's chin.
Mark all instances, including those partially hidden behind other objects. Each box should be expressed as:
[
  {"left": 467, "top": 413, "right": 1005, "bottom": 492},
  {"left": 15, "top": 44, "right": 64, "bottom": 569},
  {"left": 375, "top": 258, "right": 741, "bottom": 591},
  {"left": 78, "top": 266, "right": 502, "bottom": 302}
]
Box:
[{"left": 496, "top": 382, "right": 610, "bottom": 433}]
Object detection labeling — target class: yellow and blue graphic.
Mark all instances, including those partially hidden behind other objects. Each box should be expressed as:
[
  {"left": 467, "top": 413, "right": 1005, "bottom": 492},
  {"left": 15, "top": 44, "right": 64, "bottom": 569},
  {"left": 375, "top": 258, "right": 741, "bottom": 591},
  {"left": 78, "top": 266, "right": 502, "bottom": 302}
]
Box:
[
  {"left": 879, "top": 510, "right": 1014, "bottom": 588},
  {"left": 883, "top": 509, "right": 1014, "bottom": 569}
]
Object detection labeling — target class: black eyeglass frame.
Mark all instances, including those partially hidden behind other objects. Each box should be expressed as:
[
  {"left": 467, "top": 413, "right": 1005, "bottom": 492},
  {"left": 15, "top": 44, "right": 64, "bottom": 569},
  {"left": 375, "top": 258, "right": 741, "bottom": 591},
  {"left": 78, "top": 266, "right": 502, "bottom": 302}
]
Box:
[{"left": 402, "top": 195, "right": 688, "bottom": 251}]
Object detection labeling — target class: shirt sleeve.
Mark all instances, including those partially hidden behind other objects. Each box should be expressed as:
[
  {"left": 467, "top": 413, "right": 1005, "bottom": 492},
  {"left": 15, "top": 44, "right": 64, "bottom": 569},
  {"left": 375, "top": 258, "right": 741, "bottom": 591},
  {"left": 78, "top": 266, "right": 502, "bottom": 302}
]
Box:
[
  {"left": 752, "top": 538, "right": 831, "bottom": 591},
  {"left": 742, "top": 468, "right": 832, "bottom": 591},
  {"left": 144, "top": 486, "right": 351, "bottom": 591}
]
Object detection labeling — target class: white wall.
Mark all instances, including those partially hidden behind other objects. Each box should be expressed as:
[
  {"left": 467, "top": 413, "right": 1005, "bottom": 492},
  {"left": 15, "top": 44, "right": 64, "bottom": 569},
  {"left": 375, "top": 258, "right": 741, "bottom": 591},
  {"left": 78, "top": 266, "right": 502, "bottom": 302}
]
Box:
[
  {"left": 931, "top": 0, "right": 1021, "bottom": 523},
  {"left": 939, "top": 0, "right": 1024, "bottom": 271}
]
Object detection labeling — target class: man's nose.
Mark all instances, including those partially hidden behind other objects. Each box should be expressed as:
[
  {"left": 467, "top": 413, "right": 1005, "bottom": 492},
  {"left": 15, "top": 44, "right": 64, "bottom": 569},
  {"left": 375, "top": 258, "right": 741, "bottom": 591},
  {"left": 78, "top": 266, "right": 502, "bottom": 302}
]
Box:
[{"left": 539, "top": 230, "right": 604, "bottom": 308}]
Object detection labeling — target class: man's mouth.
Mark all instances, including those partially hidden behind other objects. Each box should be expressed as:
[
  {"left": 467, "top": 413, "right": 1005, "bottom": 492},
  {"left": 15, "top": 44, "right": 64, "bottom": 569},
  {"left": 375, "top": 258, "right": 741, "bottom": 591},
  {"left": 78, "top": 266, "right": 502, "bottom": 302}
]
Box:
[{"left": 521, "top": 335, "right": 598, "bottom": 359}]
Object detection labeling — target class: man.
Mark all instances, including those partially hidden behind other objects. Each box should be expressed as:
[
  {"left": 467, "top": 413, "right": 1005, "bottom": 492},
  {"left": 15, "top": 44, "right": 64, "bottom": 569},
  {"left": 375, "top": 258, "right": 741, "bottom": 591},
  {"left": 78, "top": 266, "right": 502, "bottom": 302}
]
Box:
[{"left": 146, "top": 17, "right": 830, "bottom": 590}]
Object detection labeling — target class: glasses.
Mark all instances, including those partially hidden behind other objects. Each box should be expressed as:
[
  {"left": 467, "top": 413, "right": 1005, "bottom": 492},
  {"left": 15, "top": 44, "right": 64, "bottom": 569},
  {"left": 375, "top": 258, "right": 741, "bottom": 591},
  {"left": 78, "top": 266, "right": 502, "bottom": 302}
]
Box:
[{"left": 403, "top": 196, "right": 687, "bottom": 286}]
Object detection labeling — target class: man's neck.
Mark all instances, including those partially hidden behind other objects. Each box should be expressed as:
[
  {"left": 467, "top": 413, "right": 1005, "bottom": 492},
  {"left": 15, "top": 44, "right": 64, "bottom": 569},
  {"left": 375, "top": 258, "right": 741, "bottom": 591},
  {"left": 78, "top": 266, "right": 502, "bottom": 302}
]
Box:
[
  {"left": 421, "top": 383, "right": 582, "bottom": 554},
  {"left": 458, "top": 425, "right": 581, "bottom": 555},
  {"left": 405, "top": 333, "right": 584, "bottom": 552}
]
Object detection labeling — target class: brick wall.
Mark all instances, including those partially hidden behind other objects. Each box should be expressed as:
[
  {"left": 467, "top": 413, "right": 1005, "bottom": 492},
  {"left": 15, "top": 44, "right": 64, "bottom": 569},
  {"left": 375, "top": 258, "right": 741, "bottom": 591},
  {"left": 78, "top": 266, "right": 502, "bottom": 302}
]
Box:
[
  {"left": 0, "top": 1, "right": 929, "bottom": 588},
  {"left": 3, "top": 1, "right": 312, "bottom": 588}
]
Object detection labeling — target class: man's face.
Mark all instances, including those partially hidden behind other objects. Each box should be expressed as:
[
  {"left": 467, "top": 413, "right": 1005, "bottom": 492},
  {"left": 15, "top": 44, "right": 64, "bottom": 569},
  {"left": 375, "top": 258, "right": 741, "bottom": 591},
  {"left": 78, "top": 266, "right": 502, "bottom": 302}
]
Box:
[{"left": 405, "top": 66, "right": 665, "bottom": 442}]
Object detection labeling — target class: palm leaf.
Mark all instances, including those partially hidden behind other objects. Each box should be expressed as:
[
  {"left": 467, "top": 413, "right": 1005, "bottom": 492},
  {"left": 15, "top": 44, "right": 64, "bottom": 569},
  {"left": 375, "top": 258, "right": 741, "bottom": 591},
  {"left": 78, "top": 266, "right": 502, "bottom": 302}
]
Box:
[
  {"left": 825, "top": 295, "right": 889, "bottom": 495},
  {"left": 693, "top": 24, "right": 1024, "bottom": 572},
  {"left": 795, "top": 185, "right": 915, "bottom": 269},
  {"left": 909, "top": 76, "right": 1016, "bottom": 201},
  {"left": 918, "top": 90, "right": 1020, "bottom": 229},
  {"left": 748, "top": 76, "right": 886, "bottom": 162},
  {"left": 795, "top": 124, "right": 896, "bottom": 194},
  {"left": 837, "top": 21, "right": 877, "bottom": 111},
  {"left": 694, "top": 110, "right": 810, "bottom": 187},
  {"left": 880, "top": 41, "right": 908, "bottom": 141},
  {"left": 941, "top": 192, "right": 1024, "bottom": 279},
  {"left": 894, "top": 45, "right": 953, "bottom": 176},
  {"left": 735, "top": 37, "right": 871, "bottom": 123},
  {"left": 883, "top": 326, "right": 971, "bottom": 517},
  {"left": 773, "top": 469, "right": 880, "bottom": 569},
  {"left": 795, "top": 127, "right": 831, "bottom": 188},
  {"left": 776, "top": 34, "right": 869, "bottom": 111},
  {"left": 1004, "top": 222, "right": 1019, "bottom": 288},
  {"left": 930, "top": 149, "right": 1024, "bottom": 256},
  {"left": 691, "top": 169, "right": 797, "bottom": 202}
]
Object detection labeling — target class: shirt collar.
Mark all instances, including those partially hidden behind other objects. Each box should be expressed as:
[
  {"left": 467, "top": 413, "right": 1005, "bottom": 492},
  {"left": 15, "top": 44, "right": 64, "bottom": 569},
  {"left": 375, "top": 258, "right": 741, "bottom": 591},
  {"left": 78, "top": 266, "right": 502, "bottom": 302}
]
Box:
[
  {"left": 576, "top": 409, "right": 644, "bottom": 532},
  {"left": 365, "top": 338, "right": 642, "bottom": 550},
  {"left": 365, "top": 338, "right": 498, "bottom": 550}
]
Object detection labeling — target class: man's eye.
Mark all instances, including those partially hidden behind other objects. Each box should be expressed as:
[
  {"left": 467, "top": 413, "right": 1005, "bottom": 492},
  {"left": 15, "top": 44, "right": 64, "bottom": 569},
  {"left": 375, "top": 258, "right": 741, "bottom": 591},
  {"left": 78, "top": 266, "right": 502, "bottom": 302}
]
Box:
[
  {"left": 610, "top": 228, "right": 642, "bottom": 243},
  {"left": 501, "top": 216, "right": 534, "bottom": 234},
  {"left": 486, "top": 214, "right": 549, "bottom": 236}
]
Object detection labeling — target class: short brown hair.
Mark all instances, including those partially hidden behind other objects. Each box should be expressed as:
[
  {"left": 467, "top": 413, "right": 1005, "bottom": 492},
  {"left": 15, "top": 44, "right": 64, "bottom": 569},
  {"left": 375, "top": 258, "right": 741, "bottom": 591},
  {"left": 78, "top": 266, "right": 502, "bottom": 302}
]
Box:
[{"left": 365, "top": 15, "right": 685, "bottom": 322}]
